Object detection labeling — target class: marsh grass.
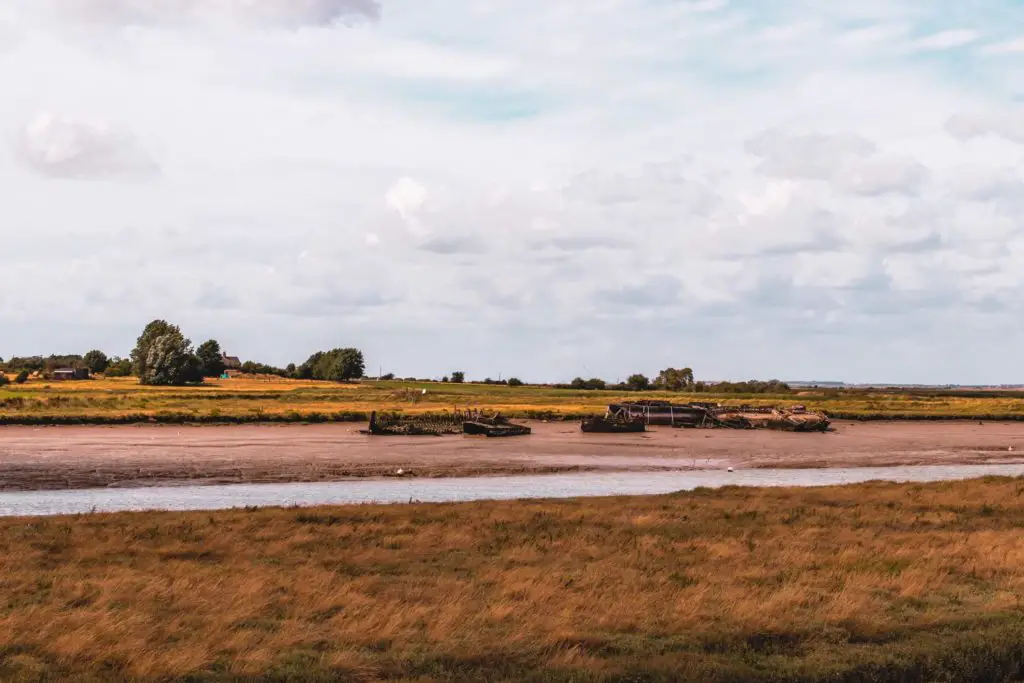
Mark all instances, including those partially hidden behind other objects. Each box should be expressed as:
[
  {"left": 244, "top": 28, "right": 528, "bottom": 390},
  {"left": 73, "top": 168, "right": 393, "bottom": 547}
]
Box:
[
  {"left": 3, "top": 478, "right": 1024, "bottom": 681},
  {"left": 3, "top": 377, "right": 1024, "bottom": 425}
]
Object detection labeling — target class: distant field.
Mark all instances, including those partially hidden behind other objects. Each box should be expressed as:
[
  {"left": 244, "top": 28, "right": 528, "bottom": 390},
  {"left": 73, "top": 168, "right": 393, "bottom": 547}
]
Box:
[
  {"left": 3, "top": 375, "right": 1024, "bottom": 424},
  {"left": 2, "top": 477, "right": 1024, "bottom": 681}
]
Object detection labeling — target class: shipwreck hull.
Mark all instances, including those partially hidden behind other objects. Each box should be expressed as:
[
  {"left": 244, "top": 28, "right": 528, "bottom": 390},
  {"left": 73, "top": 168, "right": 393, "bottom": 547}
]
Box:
[
  {"left": 463, "top": 421, "right": 532, "bottom": 437},
  {"left": 365, "top": 411, "right": 464, "bottom": 436},
  {"left": 603, "top": 402, "right": 830, "bottom": 432},
  {"left": 580, "top": 416, "right": 646, "bottom": 433}
]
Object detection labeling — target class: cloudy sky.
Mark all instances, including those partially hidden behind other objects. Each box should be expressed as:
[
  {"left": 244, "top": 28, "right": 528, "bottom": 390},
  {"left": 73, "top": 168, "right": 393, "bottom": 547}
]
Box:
[{"left": 3, "top": 0, "right": 1024, "bottom": 384}]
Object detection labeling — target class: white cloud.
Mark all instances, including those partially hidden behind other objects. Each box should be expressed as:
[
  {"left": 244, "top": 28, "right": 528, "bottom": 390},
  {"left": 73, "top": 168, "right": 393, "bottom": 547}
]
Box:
[
  {"left": 911, "top": 29, "right": 980, "bottom": 51},
  {"left": 946, "top": 111, "right": 1024, "bottom": 143},
  {"left": 980, "top": 37, "right": 1024, "bottom": 54},
  {"left": 44, "top": 0, "right": 380, "bottom": 28},
  {"left": 13, "top": 113, "right": 159, "bottom": 179}
]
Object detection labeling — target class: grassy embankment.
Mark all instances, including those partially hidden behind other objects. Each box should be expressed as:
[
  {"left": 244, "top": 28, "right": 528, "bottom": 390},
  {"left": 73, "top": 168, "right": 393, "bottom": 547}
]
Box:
[
  {"left": 3, "top": 376, "right": 1024, "bottom": 425},
  {"left": 2, "top": 478, "right": 1024, "bottom": 681}
]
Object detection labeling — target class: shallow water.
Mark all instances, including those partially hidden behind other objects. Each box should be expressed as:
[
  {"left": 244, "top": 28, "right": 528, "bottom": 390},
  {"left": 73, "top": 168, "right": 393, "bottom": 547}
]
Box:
[{"left": 2, "top": 463, "right": 1024, "bottom": 517}]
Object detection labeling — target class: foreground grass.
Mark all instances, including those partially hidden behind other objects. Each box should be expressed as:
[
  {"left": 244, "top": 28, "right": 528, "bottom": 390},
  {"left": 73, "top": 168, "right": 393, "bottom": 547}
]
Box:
[
  {"left": 4, "top": 376, "right": 1024, "bottom": 424},
  {"left": 3, "top": 479, "right": 1024, "bottom": 681}
]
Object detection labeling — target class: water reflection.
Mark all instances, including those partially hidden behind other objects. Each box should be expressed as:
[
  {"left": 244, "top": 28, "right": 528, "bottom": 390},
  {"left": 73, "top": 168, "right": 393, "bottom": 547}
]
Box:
[{"left": 3, "top": 464, "right": 1024, "bottom": 517}]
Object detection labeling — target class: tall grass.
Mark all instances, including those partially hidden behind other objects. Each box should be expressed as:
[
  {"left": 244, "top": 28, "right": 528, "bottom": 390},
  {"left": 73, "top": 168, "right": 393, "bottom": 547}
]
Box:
[{"left": 3, "top": 478, "right": 1024, "bottom": 681}]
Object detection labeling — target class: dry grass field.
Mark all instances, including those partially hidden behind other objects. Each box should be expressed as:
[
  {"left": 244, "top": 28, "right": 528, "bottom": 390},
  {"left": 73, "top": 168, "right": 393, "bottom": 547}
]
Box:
[
  {"left": 3, "top": 375, "right": 1024, "bottom": 424},
  {"left": 2, "top": 478, "right": 1024, "bottom": 681}
]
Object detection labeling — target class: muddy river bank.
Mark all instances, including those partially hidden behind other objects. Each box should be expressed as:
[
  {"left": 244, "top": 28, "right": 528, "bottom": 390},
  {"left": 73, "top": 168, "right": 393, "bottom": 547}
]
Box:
[{"left": 2, "top": 420, "right": 1024, "bottom": 492}]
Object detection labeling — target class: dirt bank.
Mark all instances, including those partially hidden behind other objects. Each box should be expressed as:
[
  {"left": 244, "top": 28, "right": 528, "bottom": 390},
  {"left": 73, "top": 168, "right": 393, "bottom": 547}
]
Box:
[{"left": 2, "top": 420, "right": 1024, "bottom": 492}]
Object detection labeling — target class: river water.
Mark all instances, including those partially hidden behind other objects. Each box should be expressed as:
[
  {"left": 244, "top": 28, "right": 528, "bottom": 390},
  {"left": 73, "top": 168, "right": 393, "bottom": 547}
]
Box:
[{"left": 2, "top": 463, "right": 1024, "bottom": 517}]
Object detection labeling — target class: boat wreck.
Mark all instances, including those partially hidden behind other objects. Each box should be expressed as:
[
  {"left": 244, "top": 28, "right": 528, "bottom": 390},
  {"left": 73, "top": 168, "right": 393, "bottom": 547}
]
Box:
[
  {"left": 592, "top": 401, "right": 830, "bottom": 432},
  {"left": 462, "top": 412, "right": 532, "bottom": 437},
  {"left": 364, "top": 411, "right": 465, "bottom": 436},
  {"left": 580, "top": 414, "right": 646, "bottom": 433}
]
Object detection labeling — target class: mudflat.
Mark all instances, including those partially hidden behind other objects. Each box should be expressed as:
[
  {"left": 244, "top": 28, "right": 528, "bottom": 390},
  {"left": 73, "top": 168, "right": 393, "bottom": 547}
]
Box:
[{"left": 2, "top": 420, "right": 1024, "bottom": 492}]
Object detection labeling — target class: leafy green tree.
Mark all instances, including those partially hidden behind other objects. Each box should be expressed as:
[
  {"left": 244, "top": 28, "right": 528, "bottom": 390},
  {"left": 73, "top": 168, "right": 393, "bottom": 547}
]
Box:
[
  {"left": 570, "top": 377, "right": 586, "bottom": 389},
  {"left": 0, "top": 374, "right": 8, "bottom": 387},
  {"left": 131, "top": 321, "right": 203, "bottom": 386},
  {"left": 196, "top": 340, "right": 226, "bottom": 377},
  {"left": 14, "top": 371, "right": 29, "bottom": 384},
  {"left": 626, "top": 373, "right": 651, "bottom": 391},
  {"left": 450, "top": 371, "right": 465, "bottom": 384},
  {"left": 83, "top": 350, "right": 110, "bottom": 374},
  {"left": 506, "top": 377, "right": 524, "bottom": 386},
  {"left": 131, "top": 320, "right": 181, "bottom": 378},
  {"left": 654, "top": 367, "right": 695, "bottom": 391},
  {"left": 298, "top": 348, "right": 365, "bottom": 382},
  {"left": 297, "top": 352, "right": 324, "bottom": 380},
  {"left": 104, "top": 358, "right": 133, "bottom": 377},
  {"left": 321, "top": 348, "right": 365, "bottom": 382}
]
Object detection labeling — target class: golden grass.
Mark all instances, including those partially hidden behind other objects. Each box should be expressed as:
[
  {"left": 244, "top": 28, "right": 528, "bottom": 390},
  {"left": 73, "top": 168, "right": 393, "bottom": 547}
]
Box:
[
  {"left": 3, "top": 375, "right": 1024, "bottom": 424},
  {"left": 3, "top": 478, "right": 1024, "bottom": 681}
]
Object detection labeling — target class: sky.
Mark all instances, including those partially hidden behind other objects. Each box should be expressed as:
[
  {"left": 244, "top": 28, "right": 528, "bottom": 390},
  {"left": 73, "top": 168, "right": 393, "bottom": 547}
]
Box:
[{"left": 3, "top": 0, "right": 1024, "bottom": 384}]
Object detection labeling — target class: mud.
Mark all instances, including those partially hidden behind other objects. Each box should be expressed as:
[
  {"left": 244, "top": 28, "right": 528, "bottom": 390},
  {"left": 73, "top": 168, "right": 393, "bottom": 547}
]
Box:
[{"left": 2, "top": 420, "right": 1024, "bottom": 492}]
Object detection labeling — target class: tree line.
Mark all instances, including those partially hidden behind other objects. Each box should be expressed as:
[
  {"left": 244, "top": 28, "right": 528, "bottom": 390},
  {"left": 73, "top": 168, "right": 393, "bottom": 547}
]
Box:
[
  {"left": 1, "top": 319, "right": 366, "bottom": 387},
  {"left": 554, "top": 368, "right": 790, "bottom": 394}
]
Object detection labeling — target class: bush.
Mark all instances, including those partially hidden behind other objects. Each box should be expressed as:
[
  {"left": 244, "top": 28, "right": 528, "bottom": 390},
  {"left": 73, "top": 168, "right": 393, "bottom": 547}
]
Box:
[
  {"left": 104, "top": 358, "right": 133, "bottom": 377},
  {"left": 14, "top": 371, "right": 29, "bottom": 384},
  {"left": 0, "top": 374, "right": 8, "bottom": 387},
  {"left": 626, "top": 374, "right": 651, "bottom": 391}
]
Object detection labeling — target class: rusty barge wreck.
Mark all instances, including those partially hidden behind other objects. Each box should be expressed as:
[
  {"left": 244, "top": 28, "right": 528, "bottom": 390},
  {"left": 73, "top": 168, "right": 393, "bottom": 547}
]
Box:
[
  {"left": 365, "top": 410, "right": 531, "bottom": 437},
  {"left": 583, "top": 400, "right": 830, "bottom": 433}
]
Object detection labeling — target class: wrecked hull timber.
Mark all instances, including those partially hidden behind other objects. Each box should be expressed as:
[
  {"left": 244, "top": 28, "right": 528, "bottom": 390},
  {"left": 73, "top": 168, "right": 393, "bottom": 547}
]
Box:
[
  {"left": 463, "top": 413, "right": 532, "bottom": 437},
  {"left": 603, "top": 401, "right": 830, "bottom": 432},
  {"left": 463, "top": 421, "right": 532, "bottom": 437},
  {"left": 364, "top": 411, "right": 464, "bottom": 436},
  {"left": 580, "top": 416, "right": 646, "bottom": 433}
]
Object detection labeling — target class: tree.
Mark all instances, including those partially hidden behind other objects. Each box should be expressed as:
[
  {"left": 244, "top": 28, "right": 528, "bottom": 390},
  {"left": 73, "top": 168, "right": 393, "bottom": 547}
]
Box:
[
  {"left": 196, "top": 340, "right": 226, "bottom": 378},
  {"left": 130, "top": 321, "right": 203, "bottom": 386},
  {"left": 654, "top": 367, "right": 695, "bottom": 392},
  {"left": 626, "top": 373, "right": 650, "bottom": 391},
  {"left": 507, "top": 377, "right": 524, "bottom": 387},
  {"left": 83, "top": 350, "right": 110, "bottom": 374},
  {"left": 105, "top": 357, "right": 133, "bottom": 377},
  {"left": 450, "top": 371, "right": 465, "bottom": 384},
  {"left": 322, "top": 348, "right": 365, "bottom": 382},
  {"left": 297, "top": 352, "right": 324, "bottom": 380},
  {"left": 14, "top": 371, "right": 29, "bottom": 384},
  {"left": 131, "top": 320, "right": 181, "bottom": 378},
  {"left": 298, "top": 348, "right": 365, "bottom": 382},
  {"left": 0, "top": 374, "right": 8, "bottom": 387},
  {"left": 570, "top": 377, "right": 587, "bottom": 389}
]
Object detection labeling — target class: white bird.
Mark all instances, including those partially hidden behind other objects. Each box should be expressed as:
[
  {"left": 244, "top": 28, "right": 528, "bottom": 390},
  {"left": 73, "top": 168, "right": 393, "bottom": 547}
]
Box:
[
  {"left": 727, "top": 467, "right": 734, "bottom": 473},
  {"left": 396, "top": 468, "right": 405, "bottom": 476}
]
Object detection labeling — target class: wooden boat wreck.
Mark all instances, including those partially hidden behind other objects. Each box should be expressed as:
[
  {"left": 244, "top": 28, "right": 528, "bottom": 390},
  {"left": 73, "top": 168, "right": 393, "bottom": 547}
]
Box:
[
  {"left": 462, "top": 412, "right": 532, "bottom": 437},
  {"left": 364, "top": 411, "right": 464, "bottom": 436},
  {"left": 592, "top": 401, "right": 830, "bottom": 432},
  {"left": 580, "top": 414, "right": 646, "bottom": 433}
]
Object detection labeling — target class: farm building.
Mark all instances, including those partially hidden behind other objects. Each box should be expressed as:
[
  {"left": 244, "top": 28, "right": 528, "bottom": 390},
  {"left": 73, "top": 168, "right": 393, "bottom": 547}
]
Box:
[
  {"left": 51, "top": 368, "right": 90, "bottom": 381},
  {"left": 221, "top": 353, "right": 242, "bottom": 370}
]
